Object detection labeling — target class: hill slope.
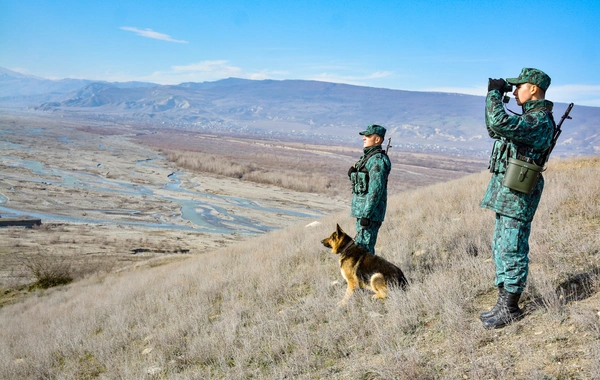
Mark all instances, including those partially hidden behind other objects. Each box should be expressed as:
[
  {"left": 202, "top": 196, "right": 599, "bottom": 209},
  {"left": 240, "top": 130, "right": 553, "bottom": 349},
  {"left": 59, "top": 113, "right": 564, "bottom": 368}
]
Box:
[{"left": 0, "top": 156, "right": 598, "bottom": 379}]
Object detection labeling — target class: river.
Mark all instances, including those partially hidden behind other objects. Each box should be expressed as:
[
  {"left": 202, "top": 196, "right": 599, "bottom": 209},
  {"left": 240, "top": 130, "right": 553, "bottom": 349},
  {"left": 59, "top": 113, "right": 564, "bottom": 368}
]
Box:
[{"left": 0, "top": 152, "right": 327, "bottom": 235}]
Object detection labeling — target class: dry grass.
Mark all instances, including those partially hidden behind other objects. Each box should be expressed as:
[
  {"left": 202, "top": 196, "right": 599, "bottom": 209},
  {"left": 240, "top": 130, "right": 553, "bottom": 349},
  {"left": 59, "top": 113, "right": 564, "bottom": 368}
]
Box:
[
  {"left": 135, "top": 130, "right": 486, "bottom": 198},
  {"left": 166, "top": 149, "right": 339, "bottom": 196},
  {"left": 0, "top": 156, "right": 599, "bottom": 379},
  {"left": 0, "top": 223, "right": 204, "bottom": 293}
]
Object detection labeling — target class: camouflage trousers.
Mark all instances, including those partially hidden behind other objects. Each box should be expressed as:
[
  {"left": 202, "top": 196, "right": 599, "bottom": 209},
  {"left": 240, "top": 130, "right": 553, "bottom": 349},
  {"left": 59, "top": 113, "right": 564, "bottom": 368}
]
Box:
[
  {"left": 354, "top": 219, "right": 382, "bottom": 255},
  {"left": 492, "top": 213, "right": 532, "bottom": 294}
]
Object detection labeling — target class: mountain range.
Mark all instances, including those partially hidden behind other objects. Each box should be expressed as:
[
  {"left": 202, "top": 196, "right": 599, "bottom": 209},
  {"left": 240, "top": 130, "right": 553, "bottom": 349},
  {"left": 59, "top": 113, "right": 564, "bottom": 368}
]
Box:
[{"left": 1, "top": 67, "right": 598, "bottom": 156}]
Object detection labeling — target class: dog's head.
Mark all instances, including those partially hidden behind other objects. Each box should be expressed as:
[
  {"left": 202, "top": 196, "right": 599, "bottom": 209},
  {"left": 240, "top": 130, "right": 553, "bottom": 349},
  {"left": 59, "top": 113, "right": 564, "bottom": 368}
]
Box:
[{"left": 321, "top": 224, "right": 352, "bottom": 254}]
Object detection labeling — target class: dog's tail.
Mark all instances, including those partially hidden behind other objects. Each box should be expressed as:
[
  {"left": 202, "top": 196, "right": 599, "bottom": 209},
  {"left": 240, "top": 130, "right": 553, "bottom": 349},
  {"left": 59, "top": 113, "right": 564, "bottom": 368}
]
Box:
[{"left": 395, "top": 268, "right": 408, "bottom": 290}]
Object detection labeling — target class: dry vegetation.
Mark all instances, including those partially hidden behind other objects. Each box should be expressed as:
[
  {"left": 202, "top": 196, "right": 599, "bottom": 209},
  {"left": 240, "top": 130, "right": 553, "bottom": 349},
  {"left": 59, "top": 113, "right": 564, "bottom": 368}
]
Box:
[
  {"left": 0, "top": 223, "right": 216, "bottom": 307},
  {"left": 134, "top": 130, "right": 486, "bottom": 198},
  {"left": 0, "top": 156, "right": 598, "bottom": 379}
]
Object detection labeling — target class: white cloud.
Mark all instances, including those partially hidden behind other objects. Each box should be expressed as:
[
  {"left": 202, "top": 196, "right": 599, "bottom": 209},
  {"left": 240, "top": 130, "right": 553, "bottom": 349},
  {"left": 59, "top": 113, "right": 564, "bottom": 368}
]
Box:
[
  {"left": 141, "top": 62, "right": 395, "bottom": 87},
  {"left": 120, "top": 27, "right": 188, "bottom": 44},
  {"left": 309, "top": 71, "right": 393, "bottom": 86},
  {"left": 9, "top": 67, "right": 31, "bottom": 75},
  {"left": 425, "top": 85, "right": 487, "bottom": 96},
  {"left": 248, "top": 72, "right": 272, "bottom": 80},
  {"left": 139, "top": 60, "right": 280, "bottom": 84},
  {"left": 548, "top": 84, "right": 600, "bottom": 107},
  {"left": 423, "top": 84, "right": 600, "bottom": 107},
  {"left": 171, "top": 60, "right": 243, "bottom": 76}
]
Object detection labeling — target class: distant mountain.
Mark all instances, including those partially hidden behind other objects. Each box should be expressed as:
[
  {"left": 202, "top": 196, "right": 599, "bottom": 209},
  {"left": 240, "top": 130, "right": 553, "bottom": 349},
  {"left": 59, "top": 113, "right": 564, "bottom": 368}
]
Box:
[
  {"left": 0, "top": 67, "right": 157, "bottom": 104},
  {"left": 0, "top": 67, "right": 597, "bottom": 156}
]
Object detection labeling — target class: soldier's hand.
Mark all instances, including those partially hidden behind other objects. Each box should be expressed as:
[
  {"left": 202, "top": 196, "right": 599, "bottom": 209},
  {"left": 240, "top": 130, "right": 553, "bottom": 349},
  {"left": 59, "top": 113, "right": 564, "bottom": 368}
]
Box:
[
  {"left": 488, "top": 78, "right": 507, "bottom": 92},
  {"left": 360, "top": 217, "right": 371, "bottom": 228},
  {"left": 348, "top": 166, "right": 357, "bottom": 177}
]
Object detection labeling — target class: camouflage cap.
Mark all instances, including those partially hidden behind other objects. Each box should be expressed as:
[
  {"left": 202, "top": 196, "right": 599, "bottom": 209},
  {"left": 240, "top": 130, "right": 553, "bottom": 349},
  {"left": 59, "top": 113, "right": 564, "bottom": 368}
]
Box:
[
  {"left": 359, "top": 124, "right": 386, "bottom": 138},
  {"left": 506, "top": 68, "right": 551, "bottom": 91}
]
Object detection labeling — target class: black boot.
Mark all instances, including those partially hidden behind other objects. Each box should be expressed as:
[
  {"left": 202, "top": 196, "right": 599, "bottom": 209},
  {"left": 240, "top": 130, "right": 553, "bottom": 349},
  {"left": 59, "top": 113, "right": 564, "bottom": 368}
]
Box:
[
  {"left": 479, "top": 286, "right": 506, "bottom": 321},
  {"left": 482, "top": 291, "right": 524, "bottom": 329}
]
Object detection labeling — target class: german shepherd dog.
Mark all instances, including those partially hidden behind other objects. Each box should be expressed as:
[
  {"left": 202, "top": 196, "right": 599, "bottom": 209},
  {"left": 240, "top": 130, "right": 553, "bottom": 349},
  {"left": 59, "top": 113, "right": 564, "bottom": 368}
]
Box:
[{"left": 321, "top": 224, "right": 408, "bottom": 305}]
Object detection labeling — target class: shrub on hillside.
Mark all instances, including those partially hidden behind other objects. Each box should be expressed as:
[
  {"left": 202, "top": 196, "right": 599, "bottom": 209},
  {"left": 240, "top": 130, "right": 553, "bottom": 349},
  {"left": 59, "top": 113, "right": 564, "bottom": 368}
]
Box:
[{"left": 17, "top": 251, "right": 73, "bottom": 290}]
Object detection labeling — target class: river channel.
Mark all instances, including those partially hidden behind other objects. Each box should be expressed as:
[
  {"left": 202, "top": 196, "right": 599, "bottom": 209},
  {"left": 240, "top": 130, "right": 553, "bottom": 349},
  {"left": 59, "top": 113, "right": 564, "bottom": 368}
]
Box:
[{"left": 0, "top": 149, "right": 328, "bottom": 236}]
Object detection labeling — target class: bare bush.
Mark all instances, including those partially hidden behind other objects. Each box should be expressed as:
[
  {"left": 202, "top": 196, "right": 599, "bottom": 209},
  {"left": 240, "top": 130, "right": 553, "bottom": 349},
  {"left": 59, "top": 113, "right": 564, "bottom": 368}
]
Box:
[{"left": 16, "top": 250, "right": 73, "bottom": 289}]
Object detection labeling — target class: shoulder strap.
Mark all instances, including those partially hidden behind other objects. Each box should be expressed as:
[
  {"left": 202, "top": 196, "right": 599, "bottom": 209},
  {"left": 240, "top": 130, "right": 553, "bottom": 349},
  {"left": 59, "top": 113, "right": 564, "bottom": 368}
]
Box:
[
  {"left": 512, "top": 108, "right": 556, "bottom": 163},
  {"left": 356, "top": 148, "right": 385, "bottom": 171}
]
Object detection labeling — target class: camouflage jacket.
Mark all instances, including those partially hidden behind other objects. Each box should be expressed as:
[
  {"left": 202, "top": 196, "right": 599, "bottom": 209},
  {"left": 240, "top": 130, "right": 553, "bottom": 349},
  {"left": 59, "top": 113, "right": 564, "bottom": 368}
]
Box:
[
  {"left": 480, "top": 90, "right": 555, "bottom": 221},
  {"left": 349, "top": 145, "right": 391, "bottom": 222}
]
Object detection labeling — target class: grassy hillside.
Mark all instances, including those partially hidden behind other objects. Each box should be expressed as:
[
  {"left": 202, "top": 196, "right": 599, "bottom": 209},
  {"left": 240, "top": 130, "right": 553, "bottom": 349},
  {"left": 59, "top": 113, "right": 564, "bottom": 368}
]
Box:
[{"left": 1, "top": 157, "right": 599, "bottom": 379}]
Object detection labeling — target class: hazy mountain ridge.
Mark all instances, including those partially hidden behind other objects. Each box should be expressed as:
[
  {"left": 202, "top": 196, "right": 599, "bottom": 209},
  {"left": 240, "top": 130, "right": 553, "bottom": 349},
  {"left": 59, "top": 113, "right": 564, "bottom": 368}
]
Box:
[
  {"left": 1, "top": 67, "right": 597, "bottom": 156},
  {"left": 0, "top": 67, "right": 157, "bottom": 101}
]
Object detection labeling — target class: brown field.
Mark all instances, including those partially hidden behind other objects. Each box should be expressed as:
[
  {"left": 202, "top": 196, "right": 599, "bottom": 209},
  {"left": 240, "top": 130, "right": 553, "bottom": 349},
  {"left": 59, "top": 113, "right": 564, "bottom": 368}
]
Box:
[
  {"left": 134, "top": 127, "right": 486, "bottom": 198},
  {"left": 1, "top": 111, "right": 598, "bottom": 379}
]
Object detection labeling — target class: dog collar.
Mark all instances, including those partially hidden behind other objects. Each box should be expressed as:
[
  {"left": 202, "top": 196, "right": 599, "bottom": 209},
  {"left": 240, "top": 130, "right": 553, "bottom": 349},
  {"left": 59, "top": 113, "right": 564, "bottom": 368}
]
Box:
[{"left": 339, "top": 239, "right": 354, "bottom": 253}]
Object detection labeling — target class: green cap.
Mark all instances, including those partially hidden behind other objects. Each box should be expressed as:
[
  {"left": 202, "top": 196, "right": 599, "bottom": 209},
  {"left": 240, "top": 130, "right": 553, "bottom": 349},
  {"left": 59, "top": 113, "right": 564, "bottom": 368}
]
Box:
[
  {"left": 506, "top": 68, "right": 551, "bottom": 91},
  {"left": 359, "top": 124, "right": 386, "bottom": 139}
]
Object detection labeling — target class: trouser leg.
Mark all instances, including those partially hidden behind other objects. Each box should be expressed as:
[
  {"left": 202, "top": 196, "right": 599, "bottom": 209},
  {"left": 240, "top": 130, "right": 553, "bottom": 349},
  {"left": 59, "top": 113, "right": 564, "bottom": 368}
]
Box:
[
  {"left": 492, "top": 214, "right": 531, "bottom": 294},
  {"left": 354, "top": 219, "right": 382, "bottom": 254}
]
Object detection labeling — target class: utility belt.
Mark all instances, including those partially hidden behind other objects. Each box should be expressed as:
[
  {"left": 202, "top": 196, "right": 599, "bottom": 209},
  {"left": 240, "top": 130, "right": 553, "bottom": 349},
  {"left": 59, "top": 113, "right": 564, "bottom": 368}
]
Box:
[{"left": 489, "top": 139, "right": 545, "bottom": 194}]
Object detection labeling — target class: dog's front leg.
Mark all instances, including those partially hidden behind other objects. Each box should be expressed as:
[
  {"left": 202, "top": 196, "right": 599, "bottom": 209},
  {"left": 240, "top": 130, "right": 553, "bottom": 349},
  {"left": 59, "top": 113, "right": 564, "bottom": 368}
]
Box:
[{"left": 338, "top": 278, "right": 358, "bottom": 306}]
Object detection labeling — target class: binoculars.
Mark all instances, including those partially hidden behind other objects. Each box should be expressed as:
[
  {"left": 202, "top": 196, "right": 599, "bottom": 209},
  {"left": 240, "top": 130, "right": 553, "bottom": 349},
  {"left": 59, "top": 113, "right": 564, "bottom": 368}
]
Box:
[
  {"left": 500, "top": 81, "right": 513, "bottom": 93},
  {"left": 489, "top": 78, "right": 514, "bottom": 94}
]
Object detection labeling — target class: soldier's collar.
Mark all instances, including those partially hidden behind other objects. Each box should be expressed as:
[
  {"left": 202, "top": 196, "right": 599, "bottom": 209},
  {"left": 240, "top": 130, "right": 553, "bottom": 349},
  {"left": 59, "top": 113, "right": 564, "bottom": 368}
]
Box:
[
  {"left": 363, "top": 145, "right": 383, "bottom": 154},
  {"left": 523, "top": 99, "right": 554, "bottom": 113}
]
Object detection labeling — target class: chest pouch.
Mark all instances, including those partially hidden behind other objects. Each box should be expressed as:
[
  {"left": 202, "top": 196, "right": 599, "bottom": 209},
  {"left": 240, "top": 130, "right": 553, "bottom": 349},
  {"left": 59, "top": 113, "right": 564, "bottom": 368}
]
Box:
[
  {"left": 503, "top": 157, "right": 544, "bottom": 194},
  {"left": 350, "top": 171, "right": 369, "bottom": 194}
]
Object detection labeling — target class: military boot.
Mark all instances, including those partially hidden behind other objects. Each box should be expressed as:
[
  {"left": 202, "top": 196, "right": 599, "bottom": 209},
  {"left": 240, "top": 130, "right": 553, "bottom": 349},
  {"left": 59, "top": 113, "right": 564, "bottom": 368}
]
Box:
[
  {"left": 482, "top": 291, "right": 524, "bottom": 329},
  {"left": 479, "top": 286, "right": 506, "bottom": 321}
]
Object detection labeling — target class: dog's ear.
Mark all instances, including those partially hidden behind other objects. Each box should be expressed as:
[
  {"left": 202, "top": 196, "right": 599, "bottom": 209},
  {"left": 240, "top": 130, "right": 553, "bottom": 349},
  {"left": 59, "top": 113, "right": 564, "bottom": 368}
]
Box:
[{"left": 336, "top": 224, "right": 343, "bottom": 235}]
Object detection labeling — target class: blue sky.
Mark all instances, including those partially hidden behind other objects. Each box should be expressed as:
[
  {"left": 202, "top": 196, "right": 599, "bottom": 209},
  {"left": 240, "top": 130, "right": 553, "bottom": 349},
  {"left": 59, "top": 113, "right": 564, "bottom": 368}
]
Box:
[{"left": 1, "top": 0, "right": 600, "bottom": 106}]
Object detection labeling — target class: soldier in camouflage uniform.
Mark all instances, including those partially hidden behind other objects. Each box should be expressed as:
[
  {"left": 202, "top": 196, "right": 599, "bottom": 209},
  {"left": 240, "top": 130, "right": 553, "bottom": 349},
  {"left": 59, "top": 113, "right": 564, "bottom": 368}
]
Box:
[
  {"left": 348, "top": 124, "right": 391, "bottom": 254},
  {"left": 480, "top": 68, "right": 555, "bottom": 329}
]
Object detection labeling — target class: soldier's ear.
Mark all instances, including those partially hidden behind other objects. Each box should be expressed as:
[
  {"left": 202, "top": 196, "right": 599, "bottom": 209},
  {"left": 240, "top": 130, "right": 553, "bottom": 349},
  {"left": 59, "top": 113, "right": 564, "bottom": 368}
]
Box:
[{"left": 529, "top": 84, "right": 538, "bottom": 94}]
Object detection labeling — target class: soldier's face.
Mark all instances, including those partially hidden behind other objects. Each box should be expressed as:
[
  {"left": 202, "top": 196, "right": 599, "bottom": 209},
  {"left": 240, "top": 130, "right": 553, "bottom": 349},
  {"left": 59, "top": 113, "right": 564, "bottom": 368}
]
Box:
[
  {"left": 363, "top": 134, "right": 382, "bottom": 148},
  {"left": 513, "top": 83, "right": 534, "bottom": 106}
]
